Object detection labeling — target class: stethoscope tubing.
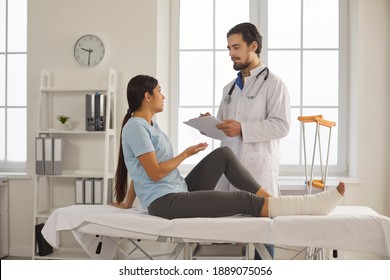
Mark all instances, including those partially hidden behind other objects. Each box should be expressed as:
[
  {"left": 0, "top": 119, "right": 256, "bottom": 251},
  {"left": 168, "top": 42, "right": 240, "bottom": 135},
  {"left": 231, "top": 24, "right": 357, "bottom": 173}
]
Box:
[{"left": 224, "top": 67, "right": 269, "bottom": 104}]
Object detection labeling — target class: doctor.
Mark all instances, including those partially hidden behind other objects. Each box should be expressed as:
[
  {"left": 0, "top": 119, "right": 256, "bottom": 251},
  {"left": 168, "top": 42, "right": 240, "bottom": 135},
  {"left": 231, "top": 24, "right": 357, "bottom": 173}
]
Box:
[
  {"left": 212, "top": 23, "right": 291, "bottom": 259},
  {"left": 214, "top": 22, "right": 291, "bottom": 197}
]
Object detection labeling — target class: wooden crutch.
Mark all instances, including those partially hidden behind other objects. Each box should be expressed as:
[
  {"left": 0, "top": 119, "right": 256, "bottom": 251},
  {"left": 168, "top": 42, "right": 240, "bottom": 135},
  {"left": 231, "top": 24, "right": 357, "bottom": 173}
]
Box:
[{"left": 298, "top": 115, "right": 336, "bottom": 194}]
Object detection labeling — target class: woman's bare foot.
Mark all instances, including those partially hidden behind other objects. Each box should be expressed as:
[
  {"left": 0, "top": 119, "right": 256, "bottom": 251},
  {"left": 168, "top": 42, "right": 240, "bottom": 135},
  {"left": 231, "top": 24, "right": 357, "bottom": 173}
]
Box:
[{"left": 336, "top": 182, "right": 345, "bottom": 196}]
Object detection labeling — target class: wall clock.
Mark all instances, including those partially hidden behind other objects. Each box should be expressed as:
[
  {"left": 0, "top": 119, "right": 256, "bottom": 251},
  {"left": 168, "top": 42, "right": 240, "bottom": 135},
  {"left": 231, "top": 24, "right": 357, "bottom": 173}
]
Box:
[{"left": 74, "top": 34, "right": 105, "bottom": 67}]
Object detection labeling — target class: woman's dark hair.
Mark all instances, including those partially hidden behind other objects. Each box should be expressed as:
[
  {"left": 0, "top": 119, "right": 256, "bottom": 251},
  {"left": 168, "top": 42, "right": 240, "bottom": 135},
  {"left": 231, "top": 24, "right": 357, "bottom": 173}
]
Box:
[
  {"left": 227, "top": 22, "right": 262, "bottom": 56},
  {"left": 114, "top": 75, "right": 158, "bottom": 203}
]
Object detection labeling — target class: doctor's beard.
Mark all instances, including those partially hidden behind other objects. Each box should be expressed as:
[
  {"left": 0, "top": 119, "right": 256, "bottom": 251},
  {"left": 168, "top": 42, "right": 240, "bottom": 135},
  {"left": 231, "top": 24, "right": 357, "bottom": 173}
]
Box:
[{"left": 233, "top": 61, "right": 251, "bottom": 71}]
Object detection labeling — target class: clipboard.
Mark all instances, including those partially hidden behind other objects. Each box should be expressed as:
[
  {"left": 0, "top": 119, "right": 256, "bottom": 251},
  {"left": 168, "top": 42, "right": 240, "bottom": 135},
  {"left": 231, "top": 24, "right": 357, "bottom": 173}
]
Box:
[{"left": 183, "top": 116, "right": 227, "bottom": 140}]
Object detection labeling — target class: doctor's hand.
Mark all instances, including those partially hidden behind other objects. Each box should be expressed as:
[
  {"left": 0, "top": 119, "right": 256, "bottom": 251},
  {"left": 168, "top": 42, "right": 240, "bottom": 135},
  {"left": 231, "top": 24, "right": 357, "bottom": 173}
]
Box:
[
  {"left": 216, "top": 119, "right": 242, "bottom": 137},
  {"left": 183, "top": 142, "right": 208, "bottom": 158}
]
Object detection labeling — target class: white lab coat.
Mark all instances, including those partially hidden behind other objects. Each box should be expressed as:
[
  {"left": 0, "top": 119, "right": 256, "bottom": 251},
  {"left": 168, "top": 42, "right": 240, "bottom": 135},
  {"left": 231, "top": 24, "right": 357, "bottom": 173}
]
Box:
[{"left": 216, "top": 65, "right": 291, "bottom": 196}]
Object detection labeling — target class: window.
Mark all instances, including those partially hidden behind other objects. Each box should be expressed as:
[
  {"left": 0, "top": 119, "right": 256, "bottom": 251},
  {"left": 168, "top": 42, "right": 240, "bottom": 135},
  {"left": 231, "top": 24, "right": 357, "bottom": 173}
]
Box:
[
  {"left": 264, "top": 0, "right": 347, "bottom": 175},
  {"left": 174, "top": 0, "right": 249, "bottom": 170},
  {"left": 0, "top": 0, "right": 27, "bottom": 172},
  {"left": 172, "top": 0, "right": 347, "bottom": 175}
]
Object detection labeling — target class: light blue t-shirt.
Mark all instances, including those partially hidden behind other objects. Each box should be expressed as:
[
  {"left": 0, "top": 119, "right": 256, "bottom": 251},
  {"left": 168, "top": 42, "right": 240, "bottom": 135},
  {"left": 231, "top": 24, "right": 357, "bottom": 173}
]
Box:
[{"left": 122, "top": 117, "right": 188, "bottom": 208}]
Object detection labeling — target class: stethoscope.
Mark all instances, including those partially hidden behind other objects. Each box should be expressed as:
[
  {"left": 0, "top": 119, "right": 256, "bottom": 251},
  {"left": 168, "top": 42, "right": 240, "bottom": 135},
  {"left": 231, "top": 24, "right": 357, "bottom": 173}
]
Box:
[{"left": 224, "top": 67, "right": 269, "bottom": 104}]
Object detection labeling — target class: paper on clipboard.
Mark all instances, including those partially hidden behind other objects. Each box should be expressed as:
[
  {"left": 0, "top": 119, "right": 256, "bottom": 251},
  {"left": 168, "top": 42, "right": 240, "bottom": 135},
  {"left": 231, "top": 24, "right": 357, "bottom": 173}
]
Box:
[{"left": 183, "top": 116, "right": 227, "bottom": 140}]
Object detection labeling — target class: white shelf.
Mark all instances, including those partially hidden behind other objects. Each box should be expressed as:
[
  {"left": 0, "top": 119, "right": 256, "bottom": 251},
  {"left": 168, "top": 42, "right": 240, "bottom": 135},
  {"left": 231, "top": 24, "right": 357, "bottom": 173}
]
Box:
[
  {"left": 39, "top": 130, "right": 104, "bottom": 134},
  {"left": 32, "top": 69, "right": 117, "bottom": 260},
  {"left": 33, "top": 247, "right": 90, "bottom": 260},
  {"left": 35, "top": 210, "right": 51, "bottom": 219},
  {"left": 41, "top": 87, "right": 107, "bottom": 93},
  {"left": 36, "top": 170, "right": 114, "bottom": 178},
  {"left": 38, "top": 129, "right": 115, "bottom": 135}
]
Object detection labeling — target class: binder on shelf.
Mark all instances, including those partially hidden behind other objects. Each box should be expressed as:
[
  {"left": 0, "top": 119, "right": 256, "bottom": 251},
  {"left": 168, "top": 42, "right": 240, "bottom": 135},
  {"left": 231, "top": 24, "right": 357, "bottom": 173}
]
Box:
[
  {"left": 75, "top": 178, "right": 85, "bottom": 204},
  {"left": 52, "top": 138, "right": 63, "bottom": 175},
  {"left": 84, "top": 178, "right": 94, "bottom": 204},
  {"left": 35, "top": 137, "right": 45, "bottom": 175},
  {"left": 95, "top": 93, "right": 106, "bottom": 131},
  {"left": 85, "top": 92, "right": 106, "bottom": 131},
  {"left": 44, "top": 138, "right": 53, "bottom": 175},
  {"left": 107, "top": 178, "right": 113, "bottom": 204},
  {"left": 35, "top": 223, "right": 53, "bottom": 256},
  {"left": 93, "top": 178, "right": 103, "bottom": 205},
  {"left": 85, "top": 94, "right": 95, "bottom": 131}
]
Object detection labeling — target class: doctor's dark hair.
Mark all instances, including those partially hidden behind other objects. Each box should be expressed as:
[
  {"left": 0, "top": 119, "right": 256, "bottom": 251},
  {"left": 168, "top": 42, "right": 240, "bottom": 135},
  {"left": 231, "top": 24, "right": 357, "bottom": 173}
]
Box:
[
  {"left": 114, "top": 75, "right": 158, "bottom": 203},
  {"left": 227, "top": 22, "right": 262, "bottom": 56}
]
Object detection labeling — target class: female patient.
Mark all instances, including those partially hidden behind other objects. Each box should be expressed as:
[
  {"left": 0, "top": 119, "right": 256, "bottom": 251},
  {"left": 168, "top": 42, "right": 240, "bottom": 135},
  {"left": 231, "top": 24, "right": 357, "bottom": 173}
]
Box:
[{"left": 113, "top": 75, "right": 345, "bottom": 219}]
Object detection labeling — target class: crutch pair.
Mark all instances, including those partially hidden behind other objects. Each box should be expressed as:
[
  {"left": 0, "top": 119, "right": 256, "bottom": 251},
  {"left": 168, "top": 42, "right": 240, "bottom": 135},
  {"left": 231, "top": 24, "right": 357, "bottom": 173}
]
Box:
[{"left": 298, "top": 115, "right": 336, "bottom": 194}]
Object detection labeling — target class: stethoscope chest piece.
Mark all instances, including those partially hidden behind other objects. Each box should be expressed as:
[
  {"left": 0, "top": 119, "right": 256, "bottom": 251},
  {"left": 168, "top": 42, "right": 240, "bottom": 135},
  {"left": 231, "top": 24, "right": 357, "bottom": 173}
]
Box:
[{"left": 224, "top": 95, "right": 232, "bottom": 104}]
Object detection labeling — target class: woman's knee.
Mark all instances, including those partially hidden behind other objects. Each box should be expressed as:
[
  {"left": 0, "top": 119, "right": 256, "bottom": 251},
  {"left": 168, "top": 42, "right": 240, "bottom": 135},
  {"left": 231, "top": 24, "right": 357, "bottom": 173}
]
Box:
[{"left": 214, "top": 146, "right": 235, "bottom": 158}]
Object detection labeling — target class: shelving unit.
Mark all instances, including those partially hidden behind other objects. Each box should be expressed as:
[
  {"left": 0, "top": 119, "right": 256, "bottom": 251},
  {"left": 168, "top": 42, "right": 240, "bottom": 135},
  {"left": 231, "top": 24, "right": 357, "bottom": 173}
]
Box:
[{"left": 32, "top": 69, "right": 117, "bottom": 259}]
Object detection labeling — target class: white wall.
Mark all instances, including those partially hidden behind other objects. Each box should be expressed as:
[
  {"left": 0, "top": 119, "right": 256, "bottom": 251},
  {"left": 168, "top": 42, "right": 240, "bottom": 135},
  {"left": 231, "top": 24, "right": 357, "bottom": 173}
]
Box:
[
  {"left": 346, "top": 0, "right": 390, "bottom": 214},
  {"left": 5, "top": 0, "right": 390, "bottom": 257},
  {"left": 387, "top": 0, "right": 390, "bottom": 217}
]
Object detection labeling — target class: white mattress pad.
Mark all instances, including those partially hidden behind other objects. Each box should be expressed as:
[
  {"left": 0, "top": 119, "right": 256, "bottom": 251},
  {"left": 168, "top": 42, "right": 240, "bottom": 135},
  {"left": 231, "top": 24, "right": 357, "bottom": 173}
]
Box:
[{"left": 42, "top": 205, "right": 390, "bottom": 259}]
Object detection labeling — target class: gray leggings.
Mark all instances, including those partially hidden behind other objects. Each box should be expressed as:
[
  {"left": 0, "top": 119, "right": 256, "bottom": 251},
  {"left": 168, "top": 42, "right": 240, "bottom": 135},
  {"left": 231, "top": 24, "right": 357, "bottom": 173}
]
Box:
[{"left": 148, "top": 147, "right": 265, "bottom": 219}]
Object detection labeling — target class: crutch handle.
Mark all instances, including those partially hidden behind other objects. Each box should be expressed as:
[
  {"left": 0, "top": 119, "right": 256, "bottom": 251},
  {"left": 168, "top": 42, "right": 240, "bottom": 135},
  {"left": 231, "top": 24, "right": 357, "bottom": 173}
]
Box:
[
  {"left": 316, "top": 118, "right": 336, "bottom": 128},
  {"left": 307, "top": 180, "right": 326, "bottom": 189},
  {"left": 312, "top": 181, "right": 325, "bottom": 189},
  {"left": 298, "top": 115, "right": 323, "bottom": 123}
]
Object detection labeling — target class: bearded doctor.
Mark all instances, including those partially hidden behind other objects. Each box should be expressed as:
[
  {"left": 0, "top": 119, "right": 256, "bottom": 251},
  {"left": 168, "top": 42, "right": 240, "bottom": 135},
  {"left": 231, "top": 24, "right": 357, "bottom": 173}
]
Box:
[
  {"left": 212, "top": 22, "right": 291, "bottom": 196},
  {"left": 202, "top": 22, "right": 291, "bottom": 259}
]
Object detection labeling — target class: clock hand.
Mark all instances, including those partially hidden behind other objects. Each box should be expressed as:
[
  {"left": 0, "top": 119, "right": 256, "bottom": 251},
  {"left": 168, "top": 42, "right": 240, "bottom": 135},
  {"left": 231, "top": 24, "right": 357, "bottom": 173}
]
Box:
[
  {"left": 87, "top": 51, "right": 91, "bottom": 66},
  {"left": 81, "top": 48, "right": 93, "bottom": 53}
]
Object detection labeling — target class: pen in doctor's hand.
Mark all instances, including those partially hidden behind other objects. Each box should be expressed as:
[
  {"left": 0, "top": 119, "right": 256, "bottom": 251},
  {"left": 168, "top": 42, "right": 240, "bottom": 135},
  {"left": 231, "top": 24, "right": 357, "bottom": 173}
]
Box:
[{"left": 199, "top": 112, "right": 211, "bottom": 117}]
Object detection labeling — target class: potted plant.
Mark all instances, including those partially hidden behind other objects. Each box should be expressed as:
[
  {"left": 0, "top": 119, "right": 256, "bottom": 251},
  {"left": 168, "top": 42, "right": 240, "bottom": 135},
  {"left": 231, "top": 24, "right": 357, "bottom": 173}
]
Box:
[{"left": 56, "top": 113, "right": 71, "bottom": 130}]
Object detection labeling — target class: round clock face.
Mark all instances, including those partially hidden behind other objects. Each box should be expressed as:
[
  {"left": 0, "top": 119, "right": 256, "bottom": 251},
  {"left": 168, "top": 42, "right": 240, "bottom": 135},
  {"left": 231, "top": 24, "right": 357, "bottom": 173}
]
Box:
[{"left": 74, "top": 34, "right": 105, "bottom": 67}]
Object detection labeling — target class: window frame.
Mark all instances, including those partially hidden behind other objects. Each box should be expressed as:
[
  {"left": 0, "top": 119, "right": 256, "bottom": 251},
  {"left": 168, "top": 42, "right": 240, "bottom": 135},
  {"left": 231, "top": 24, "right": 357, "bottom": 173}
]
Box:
[
  {"left": 170, "top": 0, "right": 349, "bottom": 176},
  {"left": 0, "top": 0, "right": 27, "bottom": 172}
]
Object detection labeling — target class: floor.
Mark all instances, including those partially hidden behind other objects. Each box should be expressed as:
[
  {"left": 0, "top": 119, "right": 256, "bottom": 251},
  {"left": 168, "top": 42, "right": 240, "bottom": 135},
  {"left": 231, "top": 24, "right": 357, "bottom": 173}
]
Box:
[
  {"left": 1, "top": 243, "right": 384, "bottom": 260},
  {"left": 1, "top": 256, "right": 31, "bottom": 260}
]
